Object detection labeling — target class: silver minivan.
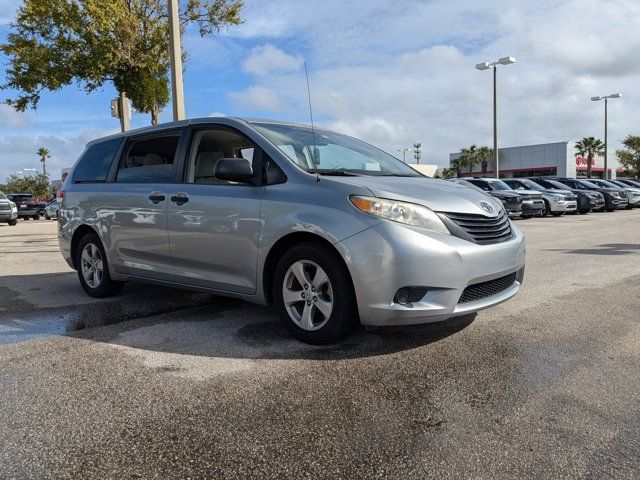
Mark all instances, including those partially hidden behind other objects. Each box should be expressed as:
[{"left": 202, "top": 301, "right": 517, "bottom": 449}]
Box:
[{"left": 58, "top": 118, "right": 525, "bottom": 344}]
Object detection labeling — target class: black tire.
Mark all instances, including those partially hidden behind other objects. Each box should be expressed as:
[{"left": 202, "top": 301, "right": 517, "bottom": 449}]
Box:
[
  {"left": 75, "top": 232, "right": 124, "bottom": 298},
  {"left": 33, "top": 214, "right": 40, "bottom": 220},
  {"left": 44, "top": 213, "right": 50, "bottom": 220},
  {"left": 520, "top": 215, "right": 531, "bottom": 219},
  {"left": 8, "top": 219, "right": 17, "bottom": 226},
  {"left": 24, "top": 217, "right": 30, "bottom": 221},
  {"left": 273, "top": 242, "right": 358, "bottom": 344},
  {"left": 578, "top": 209, "right": 589, "bottom": 215},
  {"left": 551, "top": 211, "right": 563, "bottom": 217}
]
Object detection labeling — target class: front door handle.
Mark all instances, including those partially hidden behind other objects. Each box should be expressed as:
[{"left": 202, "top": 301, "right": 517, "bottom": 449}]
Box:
[
  {"left": 148, "top": 192, "right": 166, "bottom": 204},
  {"left": 170, "top": 193, "right": 189, "bottom": 206}
]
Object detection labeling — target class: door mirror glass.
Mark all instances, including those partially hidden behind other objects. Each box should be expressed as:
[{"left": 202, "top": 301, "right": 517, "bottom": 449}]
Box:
[{"left": 214, "top": 158, "right": 254, "bottom": 182}]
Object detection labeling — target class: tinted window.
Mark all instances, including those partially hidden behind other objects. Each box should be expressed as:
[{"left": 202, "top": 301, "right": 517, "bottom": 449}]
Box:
[
  {"left": 467, "top": 180, "right": 491, "bottom": 191},
  {"left": 73, "top": 138, "right": 122, "bottom": 183},
  {"left": 117, "top": 134, "right": 180, "bottom": 183}
]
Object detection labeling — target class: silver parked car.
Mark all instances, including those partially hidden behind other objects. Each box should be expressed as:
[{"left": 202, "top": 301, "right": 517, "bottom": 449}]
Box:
[
  {"left": 58, "top": 118, "right": 525, "bottom": 344},
  {"left": 502, "top": 178, "right": 578, "bottom": 216},
  {"left": 44, "top": 199, "right": 59, "bottom": 220},
  {"left": 0, "top": 191, "right": 18, "bottom": 226}
]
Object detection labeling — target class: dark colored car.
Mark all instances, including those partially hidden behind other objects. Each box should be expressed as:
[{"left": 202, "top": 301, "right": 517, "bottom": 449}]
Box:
[
  {"left": 589, "top": 179, "right": 640, "bottom": 208},
  {"left": 526, "top": 178, "right": 604, "bottom": 214},
  {"left": 553, "top": 178, "right": 628, "bottom": 211},
  {"left": 617, "top": 178, "right": 640, "bottom": 188},
  {"left": 6, "top": 193, "right": 40, "bottom": 220},
  {"left": 461, "top": 177, "right": 545, "bottom": 218},
  {"left": 449, "top": 178, "right": 523, "bottom": 217},
  {"left": 36, "top": 201, "right": 48, "bottom": 216}
]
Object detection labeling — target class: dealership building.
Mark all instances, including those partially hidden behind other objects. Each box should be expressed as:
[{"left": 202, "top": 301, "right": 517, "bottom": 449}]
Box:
[{"left": 450, "top": 141, "right": 622, "bottom": 179}]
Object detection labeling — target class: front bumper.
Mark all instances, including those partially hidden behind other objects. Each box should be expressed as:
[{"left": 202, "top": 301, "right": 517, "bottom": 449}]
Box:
[
  {"left": 521, "top": 199, "right": 545, "bottom": 216},
  {"left": 549, "top": 199, "right": 578, "bottom": 213},
  {"left": 0, "top": 210, "right": 17, "bottom": 221},
  {"left": 337, "top": 221, "right": 526, "bottom": 326},
  {"left": 610, "top": 197, "right": 629, "bottom": 209}
]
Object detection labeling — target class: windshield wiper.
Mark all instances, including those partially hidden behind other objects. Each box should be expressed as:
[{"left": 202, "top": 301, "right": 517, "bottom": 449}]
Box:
[{"left": 307, "top": 169, "right": 361, "bottom": 176}]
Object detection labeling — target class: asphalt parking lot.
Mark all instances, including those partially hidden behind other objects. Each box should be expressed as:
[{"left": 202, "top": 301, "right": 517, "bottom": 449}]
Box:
[{"left": 0, "top": 212, "right": 639, "bottom": 479}]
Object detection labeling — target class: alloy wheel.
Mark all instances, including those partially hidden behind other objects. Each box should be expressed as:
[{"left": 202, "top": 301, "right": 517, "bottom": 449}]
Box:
[
  {"left": 282, "top": 260, "right": 333, "bottom": 331},
  {"left": 80, "top": 243, "right": 104, "bottom": 289}
]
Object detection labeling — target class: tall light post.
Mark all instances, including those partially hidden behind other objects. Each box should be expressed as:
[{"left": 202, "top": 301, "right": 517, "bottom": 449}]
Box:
[
  {"left": 168, "top": 0, "right": 185, "bottom": 121},
  {"left": 475, "top": 56, "right": 516, "bottom": 178},
  {"left": 397, "top": 148, "right": 412, "bottom": 163},
  {"left": 413, "top": 143, "right": 422, "bottom": 164},
  {"left": 591, "top": 93, "right": 621, "bottom": 179}
]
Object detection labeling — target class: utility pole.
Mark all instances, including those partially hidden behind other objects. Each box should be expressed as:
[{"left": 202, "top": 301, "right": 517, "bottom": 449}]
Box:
[
  {"left": 168, "top": 0, "right": 185, "bottom": 121},
  {"left": 397, "top": 148, "right": 412, "bottom": 163},
  {"left": 111, "top": 93, "right": 131, "bottom": 132},
  {"left": 413, "top": 143, "right": 422, "bottom": 164}
]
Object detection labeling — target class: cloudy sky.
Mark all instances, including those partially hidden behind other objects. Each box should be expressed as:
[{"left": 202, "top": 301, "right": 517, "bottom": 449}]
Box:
[{"left": 1, "top": 0, "right": 639, "bottom": 180}]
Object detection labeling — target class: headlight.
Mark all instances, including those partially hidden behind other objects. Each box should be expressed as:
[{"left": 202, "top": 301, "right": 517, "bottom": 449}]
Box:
[
  {"left": 350, "top": 196, "right": 450, "bottom": 234},
  {"left": 552, "top": 194, "right": 562, "bottom": 201},
  {"left": 10, "top": 202, "right": 17, "bottom": 212}
]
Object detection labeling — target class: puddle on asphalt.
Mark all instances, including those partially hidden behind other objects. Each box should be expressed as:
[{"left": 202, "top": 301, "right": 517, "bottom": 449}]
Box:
[{"left": 0, "top": 312, "right": 76, "bottom": 345}]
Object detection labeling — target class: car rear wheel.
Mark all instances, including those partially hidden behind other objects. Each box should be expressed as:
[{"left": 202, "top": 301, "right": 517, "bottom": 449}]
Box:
[
  {"left": 273, "top": 242, "right": 358, "bottom": 344},
  {"left": 76, "top": 233, "right": 124, "bottom": 298},
  {"left": 8, "top": 219, "right": 17, "bottom": 226}
]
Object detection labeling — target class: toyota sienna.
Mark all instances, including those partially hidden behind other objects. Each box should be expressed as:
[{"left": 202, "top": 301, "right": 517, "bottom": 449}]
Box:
[{"left": 58, "top": 118, "right": 526, "bottom": 344}]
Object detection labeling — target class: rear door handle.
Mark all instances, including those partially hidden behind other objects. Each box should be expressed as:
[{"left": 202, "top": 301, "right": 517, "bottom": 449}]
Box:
[
  {"left": 148, "top": 192, "right": 166, "bottom": 204},
  {"left": 170, "top": 193, "right": 189, "bottom": 206}
]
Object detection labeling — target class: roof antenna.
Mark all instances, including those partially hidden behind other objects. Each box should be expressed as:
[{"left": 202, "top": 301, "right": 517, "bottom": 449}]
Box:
[{"left": 304, "top": 61, "right": 320, "bottom": 182}]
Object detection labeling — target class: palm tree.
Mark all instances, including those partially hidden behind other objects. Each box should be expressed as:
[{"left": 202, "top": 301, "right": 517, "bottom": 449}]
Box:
[
  {"left": 450, "top": 156, "right": 466, "bottom": 178},
  {"left": 574, "top": 137, "right": 604, "bottom": 178},
  {"left": 458, "top": 144, "right": 480, "bottom": 174},
  {"left": 37, "top": 147, "right": 50, "bottom": 177},
  {"left": 477, "top": 146, "right": 493, "bottom": 176}
]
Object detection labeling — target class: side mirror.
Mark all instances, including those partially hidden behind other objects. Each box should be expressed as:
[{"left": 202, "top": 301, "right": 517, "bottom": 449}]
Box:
[{"left": 214, "top": 158, "right": 254, "bottom": 182}]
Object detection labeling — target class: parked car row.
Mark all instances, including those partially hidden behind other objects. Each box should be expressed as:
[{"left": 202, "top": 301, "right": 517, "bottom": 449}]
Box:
[
  {"left": 450, "top": 176, "right": 639, "bottom": 218},
  {"left": 0, "top": 194, "right": 59, "bottom": 224}
]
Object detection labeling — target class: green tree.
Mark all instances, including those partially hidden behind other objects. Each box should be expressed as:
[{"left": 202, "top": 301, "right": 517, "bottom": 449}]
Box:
[
  {"left": 616, "top": 135, "right": 640, "bottom": 178},
  {"left": 477, "top": 146, "right": 493, "bottom": 176},
  {"left": 456, "top": 144, "right": 481, "bottom": 174},
  {"left": 3, "top": 173, "right": 52, "bottom": 198},
  {"left": 574, "top": 137, "right": 604, "bottom": 179},
  {"left": 1, "top": 0, "right": 244, "bottom": 125},
  {"left": 440, "top": 167, "right": 457, "bottom": 179},
  {"left": 37, "top": 147, "right": 50, "bottom": 176}
]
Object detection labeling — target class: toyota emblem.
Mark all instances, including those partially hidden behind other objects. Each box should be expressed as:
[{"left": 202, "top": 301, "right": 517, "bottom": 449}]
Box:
[{"left": 480, "top": 201, "right": 494, "bottom": 214}]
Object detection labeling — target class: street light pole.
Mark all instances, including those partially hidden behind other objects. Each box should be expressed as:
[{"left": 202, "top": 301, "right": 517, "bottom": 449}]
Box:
[
  {"left": 493, "top": 65, "right": 498, "bottom": 178},
  {"left": 475, "top": 56, "right": 516, "bottom": 178},
  {"left": 168, "top": 0, "right": 185, "bottom": 121},
  {"left": 397, "top": 148, "right": 412, "bottom": 163},
  {"left": 591, "top": 93, "right": 621, "bottom": 179}
]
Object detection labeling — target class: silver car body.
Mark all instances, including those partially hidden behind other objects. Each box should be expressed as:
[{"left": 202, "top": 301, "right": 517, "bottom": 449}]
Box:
[
  {"left": 58, "top": 118, "right": 525, "bottom": 326},
  {"left": 0, "top": 192, "right": 18, "bottom": 223},
  {"left": 503, "top": 179, "right": 578, "bottom": 214},
  {"left": 44, "top": 200, "right": 59, "bottom": 219}
]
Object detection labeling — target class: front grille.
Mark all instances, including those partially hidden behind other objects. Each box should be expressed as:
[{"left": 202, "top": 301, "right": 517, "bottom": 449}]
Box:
[
  {"left": 459, "top": 272, "right": 517, "bottom": 304},
  {"left": 0, "top": 204, "right": 10, "bottom": 211},
  {"left": 443, "top": 211, "right": 513, "bottom": 245}
]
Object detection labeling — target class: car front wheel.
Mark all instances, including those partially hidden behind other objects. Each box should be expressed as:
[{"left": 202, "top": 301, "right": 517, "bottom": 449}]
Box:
[
  {"left": 273, "top": 242, "right": 358, "bottom": 344},
  {"left": 76, "top": 233, "right": 124, "bottom": 298}
]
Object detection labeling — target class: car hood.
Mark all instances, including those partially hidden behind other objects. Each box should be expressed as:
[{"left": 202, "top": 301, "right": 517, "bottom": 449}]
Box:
[
  {"left": 513, "top": 189, "right": 543, "bottom": 197},
  {"left": 327, "top": 176, "right": 504, "bottom": 216},
  {"left": 488, "top": 190, "right": 521, "bottom": 199}
]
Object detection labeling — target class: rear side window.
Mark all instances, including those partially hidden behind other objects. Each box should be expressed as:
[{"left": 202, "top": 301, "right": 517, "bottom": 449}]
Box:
[
  {"left": 117, "top": 134, "right": 180, "bottom": 183},
  {"left": 73, "top": 138, "right": 122, "bottom": 183}
]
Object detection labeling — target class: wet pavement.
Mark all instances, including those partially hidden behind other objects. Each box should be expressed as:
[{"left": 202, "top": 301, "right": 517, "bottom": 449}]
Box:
[{"left": 0, "top": 213, "right": 639, "bottom": 479}]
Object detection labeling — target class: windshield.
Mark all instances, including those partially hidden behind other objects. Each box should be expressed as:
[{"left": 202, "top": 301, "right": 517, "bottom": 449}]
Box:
[
  {"left": 252, "top": 122, "right": 422, "bottom": 177},
  {"left": 530, "top": 178, "right": 564, "bottom": 190},
  {"left": 489, "top": 180, "right": 514, "bottom": 191},
  {"left": 592, "top": 179, "right": 618, "bottom": 188},
  {"left": 579, "top": 180, "right": 600, "bottom": 189}
]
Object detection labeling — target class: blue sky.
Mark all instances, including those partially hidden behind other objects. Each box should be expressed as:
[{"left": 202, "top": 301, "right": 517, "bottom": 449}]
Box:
[{"left": 2, "top": 0, "right": 640, "bottom": 181}]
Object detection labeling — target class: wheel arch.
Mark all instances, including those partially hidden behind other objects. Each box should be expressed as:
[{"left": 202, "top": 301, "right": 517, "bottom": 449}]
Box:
[
  {"left": 69, "top": 224, "right": 100, "bottom": 270},
  {"left": 262, "top": 232, "right": 353, "bottom": 307}
]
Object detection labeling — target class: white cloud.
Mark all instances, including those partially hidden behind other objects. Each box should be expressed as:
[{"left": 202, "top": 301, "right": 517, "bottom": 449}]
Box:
[
  {"left": 243, "top": 44, "right": 303, "bottom": 76},
  {"left": 0, "top": 105, "right": 29, "bottom": 128},
  {"left": 223, "top": 0, "right": 640, "bottom": 165},
  {"left": 228, "top": 86, "right": 285, "bottom": 112}
]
